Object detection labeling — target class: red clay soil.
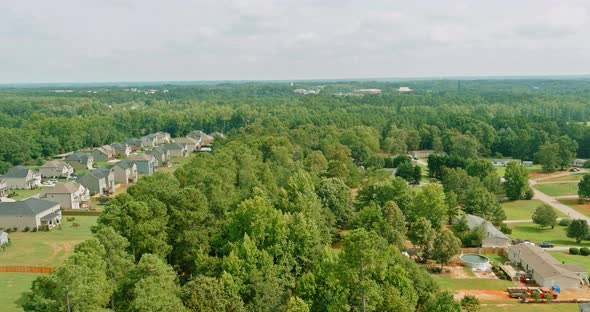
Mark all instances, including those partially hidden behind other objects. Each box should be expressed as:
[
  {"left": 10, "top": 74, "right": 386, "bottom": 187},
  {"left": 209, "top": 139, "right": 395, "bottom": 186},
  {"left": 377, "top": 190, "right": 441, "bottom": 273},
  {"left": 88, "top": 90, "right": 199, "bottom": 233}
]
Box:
[{"left": 455, "top": 288, "right": 590, "bottom": 302}]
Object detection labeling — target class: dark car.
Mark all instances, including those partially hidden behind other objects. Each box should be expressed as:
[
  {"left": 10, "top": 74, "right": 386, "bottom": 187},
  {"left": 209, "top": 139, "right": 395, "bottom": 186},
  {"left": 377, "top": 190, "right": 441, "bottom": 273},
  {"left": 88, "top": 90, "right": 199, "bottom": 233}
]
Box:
[{"left": 538, "top": 242, "right": 554, "bottom": 248}]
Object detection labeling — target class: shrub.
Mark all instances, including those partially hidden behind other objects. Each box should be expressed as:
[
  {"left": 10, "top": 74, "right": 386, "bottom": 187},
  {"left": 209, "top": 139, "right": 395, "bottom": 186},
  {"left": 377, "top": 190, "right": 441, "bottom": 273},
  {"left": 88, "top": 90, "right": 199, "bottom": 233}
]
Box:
[
  {"left": 523, "top": 188, "right": 534, "bottom": 200},
  {"left": 500, "top": 223, "right": 512, "bottom": 234},
  {"left": 580, "top": 247, "right": 590, "bottom": 256},
  {"left": 32, "top": 227, "right": 37, "bottom": 232},
  {"left": 559, "top": 218, "right": 572, "bottom": 226},
  {"left": 12, "top": 227, "right": 17, "bottom": 232},
  {"left": 570, "top": 247, "right": 580, "bottom": 255},
  {"left": 66, "top": 217, "right": 76, "bottom": 222},
  {"left": 23, "top": 226, "right": 30, "bottom": 232}
]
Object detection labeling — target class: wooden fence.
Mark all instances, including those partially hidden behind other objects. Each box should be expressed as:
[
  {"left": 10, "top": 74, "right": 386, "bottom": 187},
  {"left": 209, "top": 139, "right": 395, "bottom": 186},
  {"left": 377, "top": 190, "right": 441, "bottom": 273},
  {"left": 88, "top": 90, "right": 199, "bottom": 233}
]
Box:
[
  {"left": 61, "top": 210, "right": 101, "bottom": 216},
  {"left": 0, "top": 266, "right": 54, "bottom": 274}
]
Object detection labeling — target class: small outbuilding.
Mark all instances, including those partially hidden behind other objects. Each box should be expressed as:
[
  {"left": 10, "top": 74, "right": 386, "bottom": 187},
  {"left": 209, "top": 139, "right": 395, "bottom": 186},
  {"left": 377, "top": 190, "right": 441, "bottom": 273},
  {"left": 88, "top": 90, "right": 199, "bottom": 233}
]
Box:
[
  {"left": 0, "top": 230, "right": 8, "bottom": 247},
  {"left": 460, "top": 214, "right": 510, "bottom": 247}
]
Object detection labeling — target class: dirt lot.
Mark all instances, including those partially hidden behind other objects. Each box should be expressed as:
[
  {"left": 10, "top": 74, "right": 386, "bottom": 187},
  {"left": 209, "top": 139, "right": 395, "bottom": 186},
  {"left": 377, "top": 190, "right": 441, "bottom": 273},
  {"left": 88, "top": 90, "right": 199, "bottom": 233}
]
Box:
[{"left": 455, "top": 287, "right": 590, "bottom": 302}]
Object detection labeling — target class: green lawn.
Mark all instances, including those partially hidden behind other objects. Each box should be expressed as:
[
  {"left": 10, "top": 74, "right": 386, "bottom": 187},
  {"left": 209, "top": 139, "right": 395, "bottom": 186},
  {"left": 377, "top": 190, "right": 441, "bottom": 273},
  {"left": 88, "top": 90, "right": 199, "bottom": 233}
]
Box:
[
  {"left": 558, "top": 198, "right": 590, "bottom": 218},
  {"left": 8, "top": 189, "right": 41, "bottom": 200},
  {"left": 484, "top": 253, "right": 507, "bottom": 265},
  {"left": 0, "top": 216, "right": 97, "bottom": 267},
  {"left": 481, "top": 304, "right": 578, "bottom": 312},
  {"left": 434, "top": 276, "right": 513, "bottom": 290},
  {"left": 159, "top": 154, "right": 196, "bottom": 174},
  {"left": 541, "top": 173, "right": 586, "bottom": 183},
  {"left": 494, "top": 164, "right": 542, "bottom": 178},
  {"left": 549, "top": 250, "right": 590, "bottom": 272},
  {"left": 508, "top": 222, "right": 590, "bottom": 247},
  {"left": 501, "top": 199, "right": 565, "bottom": 220},
  {"left": 0, "top": 273, "right": 41, "bottom": 312},
  {"left": 533, "top": 182, "right": 578, "bottom": 197}
]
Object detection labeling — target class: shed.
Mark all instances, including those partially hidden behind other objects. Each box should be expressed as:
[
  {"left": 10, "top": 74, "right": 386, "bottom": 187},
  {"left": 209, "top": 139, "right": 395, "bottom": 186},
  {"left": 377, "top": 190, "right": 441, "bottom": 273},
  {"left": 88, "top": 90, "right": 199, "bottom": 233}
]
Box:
[{"left": 0, "top": 231, "right": 8, "bottom": 246}]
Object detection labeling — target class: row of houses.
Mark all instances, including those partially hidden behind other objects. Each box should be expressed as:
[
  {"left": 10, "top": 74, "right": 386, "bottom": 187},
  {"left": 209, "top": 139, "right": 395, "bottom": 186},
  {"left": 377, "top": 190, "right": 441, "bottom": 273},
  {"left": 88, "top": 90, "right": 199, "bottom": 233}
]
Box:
[{"left": 0, "top": 198, "right": 62, "bottom": 231}]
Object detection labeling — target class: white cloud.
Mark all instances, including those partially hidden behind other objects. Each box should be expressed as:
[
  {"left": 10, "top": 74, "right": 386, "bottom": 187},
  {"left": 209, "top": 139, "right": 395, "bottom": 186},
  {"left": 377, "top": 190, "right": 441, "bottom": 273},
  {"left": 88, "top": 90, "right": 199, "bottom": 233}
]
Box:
[{"left": 0, "top": 0, "right": 589, "bottom": 83}]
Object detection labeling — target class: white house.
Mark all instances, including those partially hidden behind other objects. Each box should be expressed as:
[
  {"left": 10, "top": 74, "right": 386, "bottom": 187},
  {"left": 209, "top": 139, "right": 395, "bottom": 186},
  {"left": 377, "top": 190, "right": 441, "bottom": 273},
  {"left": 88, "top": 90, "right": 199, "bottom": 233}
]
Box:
[
  {"left": 0, "top": 198, "right": 62, "bottom": 230},
  {"left": 573, "top": 159, "right": 588, "bottom": 167},
  {"left": 40, "top": 182, "right": 90, "bottom": 210},
  {"left": 491, "top": 159, "right": 522, "bottom": 166},
  {"left": 1, "top": 166, "right": 41, "bottom": 189}
]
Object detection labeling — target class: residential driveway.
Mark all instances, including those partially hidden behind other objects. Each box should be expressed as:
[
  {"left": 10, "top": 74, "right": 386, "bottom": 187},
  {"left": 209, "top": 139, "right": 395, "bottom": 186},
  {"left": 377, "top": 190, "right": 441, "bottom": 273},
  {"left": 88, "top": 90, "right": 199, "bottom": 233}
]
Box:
[{"left": 531, "top": 180, "right": 590, "bottom": 223}]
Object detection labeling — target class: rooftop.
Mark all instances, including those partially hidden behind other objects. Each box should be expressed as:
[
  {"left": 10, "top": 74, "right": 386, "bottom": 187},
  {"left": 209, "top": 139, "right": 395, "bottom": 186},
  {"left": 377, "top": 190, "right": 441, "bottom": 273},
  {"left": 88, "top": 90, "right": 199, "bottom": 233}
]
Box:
[
  {"left": 2, "top": 166, "right": 35, "bottom": 178},
  {"left": 0, "top": 198, "right": 59, "bottom": 216},
  {"left": 43, "top": 182, "right": 82, "bottom": 194},
  {"left": 508, "top": 244, "right": 582, "bottom": 280}
]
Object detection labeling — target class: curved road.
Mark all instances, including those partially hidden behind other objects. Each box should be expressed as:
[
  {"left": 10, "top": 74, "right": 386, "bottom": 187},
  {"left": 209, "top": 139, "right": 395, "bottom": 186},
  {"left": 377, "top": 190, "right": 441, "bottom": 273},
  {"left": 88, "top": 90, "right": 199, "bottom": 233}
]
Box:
[{"left": 530, "top": 178, "right": 590, "bottom": 223}]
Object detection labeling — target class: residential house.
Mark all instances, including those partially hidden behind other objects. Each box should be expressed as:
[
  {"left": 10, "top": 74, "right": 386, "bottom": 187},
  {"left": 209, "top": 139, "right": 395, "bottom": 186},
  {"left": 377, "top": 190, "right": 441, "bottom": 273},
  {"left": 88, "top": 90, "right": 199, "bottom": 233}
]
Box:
[
  {"left": 92, "top": 145, "right": 115, "bottom": 162},
  {"left": 149, "top": 146, "right": 170, "bottom": 168},
  {"left": 409, "top": 150, "right": 436, "bottom": 159},
  {"left": 65, "top": 152, "right": 94, "bottom": 170},
  {"left": 128, "top": 154, "right": 157, "bottom": 175},
  {"left": 460, "top": 214, "right": 510, "bottom": 247},
  {"left": 523, "top": 161, "right": 534, "bottom": 167},
  {"left": 153, "top": 132, "right": 171, "bottom": 145},
  {"left": 77, "top": 167, "right": 115, "bottom": 196},
  {"left": 111, "top": 143, "right": 131, "bottom": 158},
  {"left": 40, "top": 183, "right": 90, "bottom": 209},
  {"left": 352, "top": 89, "right": 382, "bottom": 95},
  {"left": 1, "top": 166, "right": 41, "bottom": 189},
  {"left": 39, "top": 160, "right": 74, "bottom": 178},
  {"left": 573, "top": 159, "right": 588, "bottom": 167},
  {"left": 141, "top": 135, "right": 157, "bottom": 149},
  {"left": 0, "top": 231, "right": 7, "bottom": 247},
  {"left": 163, "top": 143, "right": 187, "bottom": 158},
  {"left": 0, "top": 180, "right": 9, "bottom": 198},
  {"left": 126, "top": 138, "right": 143, "bottom": 151},
  {"left": 491, "top": 159, "right": 522, "bottom": 166},
  {"left": 0, "top": 198, "right": 62, "bottom": 230},
  {"left": 188, "top": 130, "right": 214, "bottom": 146},
  {"left": 508, "top": 244, "right": 588, "bottom": 289},
  {"left": 398, "top": 87, "right": 412, "bottom": 92},
  {"left": 112, "top": 160, "right": 138, "bottom": 184},
  {"left": 173, "top": 137, "right": 200, "bottom": 153}
]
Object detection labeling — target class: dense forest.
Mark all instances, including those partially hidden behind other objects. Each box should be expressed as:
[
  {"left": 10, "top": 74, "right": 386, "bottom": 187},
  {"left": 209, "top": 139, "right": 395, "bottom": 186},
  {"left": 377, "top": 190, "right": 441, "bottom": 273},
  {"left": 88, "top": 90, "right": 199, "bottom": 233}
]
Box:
[{"left": 7, "top": 79, "right": 590, "bottom": 311}]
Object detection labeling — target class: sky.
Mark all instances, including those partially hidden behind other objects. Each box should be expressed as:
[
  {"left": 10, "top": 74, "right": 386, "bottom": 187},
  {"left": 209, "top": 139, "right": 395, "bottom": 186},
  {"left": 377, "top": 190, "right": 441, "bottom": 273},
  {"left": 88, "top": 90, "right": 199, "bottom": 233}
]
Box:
[{"left": 1, "top": 0, "right": 590, "bottom": 83}]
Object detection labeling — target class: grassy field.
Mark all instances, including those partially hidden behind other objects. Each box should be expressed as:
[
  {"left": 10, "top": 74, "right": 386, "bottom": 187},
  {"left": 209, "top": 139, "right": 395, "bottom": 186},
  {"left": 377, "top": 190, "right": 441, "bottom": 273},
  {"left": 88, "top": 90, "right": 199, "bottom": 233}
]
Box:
[
  {"left": 549, "top": 250, "right": 590, "bottom": 271},
  {"left": 533, "top": 182, "right": 578, "bottom": 197},
  {"left": 508, "top": 222, "right": 590, "bottom": 247},
  {"left": 558, "top": 198, "right": 590, "bottom": 218},
  {"left": 501, "top": 199, "right": 565, "bottom": 220},
  {"left": 484, "top": 253, "right": 508, "bottom": 265},
  {"left": 481, "top": 304, "right": 578, "bottom": 312},
  {"left": 494, "top": 164, "right": 542, "bottom": 178},
  {"left": 0, "top": 216, "right": 97, "bottom": 267},
  {"left": 0, "top": 273, "right": 40, "bottom": 312},
  {"left": 159, "top": 154, "right": 196, "bottom": 174},
  {"left": 8, "top": 189, "right": 41, "bottom": 200},
  {"left": 541, "top": 173, "right": 586, "bottom": 183},
  {"left": 434, "top": 276, "right": 513, "bottom": 290}
]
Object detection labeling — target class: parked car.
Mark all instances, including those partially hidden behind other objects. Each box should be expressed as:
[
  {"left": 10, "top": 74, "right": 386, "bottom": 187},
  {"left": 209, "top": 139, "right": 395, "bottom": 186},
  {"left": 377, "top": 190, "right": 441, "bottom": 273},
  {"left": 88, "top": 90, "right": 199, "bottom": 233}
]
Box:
[{"left": 538, "top": 242, "right": 554, "bottom": 248}]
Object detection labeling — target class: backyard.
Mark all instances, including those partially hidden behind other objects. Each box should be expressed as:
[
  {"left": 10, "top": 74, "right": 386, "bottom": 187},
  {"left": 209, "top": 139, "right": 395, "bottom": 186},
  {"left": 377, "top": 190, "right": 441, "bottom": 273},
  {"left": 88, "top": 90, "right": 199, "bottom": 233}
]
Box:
[
  {"left": 508, "top": 222, "right": 590, "bottom": 247},
  {"left": 159, "top": 154, "right": 197, "bottom": 174},
  {"left": 540, "top": 173, "right": 585, "bottom": 183},
  {"left": 533, "top": 182, "right": 578, "bottom": 197},
  {"left": 0, "top": 216, "right": 97, "bottom": 267},
  {"left": 501, "top": 199, "right": 565, "bottom": 220},
  {"left": 494, "top": 164, "right": 542, "bottom": 178},
  {"left": 0, "top": 273, "right": 41, "bottom": 312},
  {"left": 434, "top": 275, "right": 513, "bottom": 291},
  {"left": 549, "top": 250, "right": 590, "bottom": 271},
  {"left": 7, "top": 188, "right": 41, "bottom": 200}
]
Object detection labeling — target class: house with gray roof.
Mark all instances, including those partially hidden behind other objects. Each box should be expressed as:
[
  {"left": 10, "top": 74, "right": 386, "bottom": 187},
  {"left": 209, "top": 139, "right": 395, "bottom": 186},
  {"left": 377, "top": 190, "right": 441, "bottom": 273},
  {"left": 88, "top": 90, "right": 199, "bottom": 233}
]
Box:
[
  {"left": 65, "top": 152, "right": 94, "bottom": 170},
  {"left": 173, "top": 137, "right": 200, "bottom": 153},
  {"left": 0, "top": 230, "right": 8, "bottom": 247},
  {"left": 188, "top": 130, "right": 214, "bottom": 146},
  {"left": 126, "top": 138, "right": 143, "bottom": 152},
  {"left": 40, "top": 182, "right": 90, "bottom": 209},
  {"left": 0, "top": 198, "right": 62, "bottom": 230},
  {"left": 153, "top": 132, "right": 171, "bottom": 145},
  {"left": 149, "top": 146, "right": 170, "bottom": 168},
  {"left": 163, "top": 143, "right": 187, "bottom": 158},
  {"left": 77, "top": 167, "right": 115, "bottom": 196},
  {"left": 111, "top": 143, "right": 131, "bottom": 158},
  {"left": 461, "top": 214, "right": 510, "bottom": 247},
  {"left": 141, "top": 135, "right": 157, "bottom": 149},
  {"left": 39, "top": 160, "right": 73, "bottom": 178},
  {"left": 128, "top": 154, "right": 157, "bottom": 175},
  {"left": 508, "top": 243, "right": 588, "bottom": 289},
  {"left": 92, "top": 145, "right": 115, "bottom": 162},
  {"left": 112, "top": 160, "right": 138, "bottom": 184},
  {"left": 1, "top": 166, "right": 41, "bottom": 190}
]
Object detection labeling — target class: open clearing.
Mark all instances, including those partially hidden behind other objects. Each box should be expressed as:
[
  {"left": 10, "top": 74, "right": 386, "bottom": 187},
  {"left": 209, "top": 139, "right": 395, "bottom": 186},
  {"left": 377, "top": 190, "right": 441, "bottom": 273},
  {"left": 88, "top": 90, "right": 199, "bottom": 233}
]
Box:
[
  {"left": 533, "top": 182, "right": 578, "bottom": 197},
  {"left": 549, "top": 250, "right": 590, "bottom": 271},
  {"left": 434, "top": 276, "right": 513, "bottom": 290},
  {"left": 480, "top": 303, "right": 578, "bottom": 311},
  {"left": 7, "top": 189, "right": 41, "bottom": 200},
  {"left": 0, "top": 273, "right": 41, "bottom": 312},
  {"left": 0, "top": 216, "right": 97, "bottom": 267},
  {"left": 559, "top": 198, "right": 590, "bottom": 218},
  {"left": 159, "top": 153, "right": 197, "bottom": 174},
  {"left": 508, "top": 222, "right": 590, "bottom": 247},
  {"left": 501, "top": 199, "right": 565, "bottom": 220},
  {"left": 540, "top": 173, "right": 585, "bottom": 183}
]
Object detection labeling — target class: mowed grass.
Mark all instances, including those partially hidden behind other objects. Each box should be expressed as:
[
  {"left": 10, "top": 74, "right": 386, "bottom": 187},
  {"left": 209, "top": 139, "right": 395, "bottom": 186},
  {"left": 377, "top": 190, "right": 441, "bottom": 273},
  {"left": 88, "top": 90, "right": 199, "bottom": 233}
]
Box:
[
  {"left": 0, "top": 216, "right": 97, "bottom": 267},
  {"left": 541, "top": 173, "right": 586, "bottom": 183},
  {"left": 558, "top": 198, "right": 590, "bottom": 218},
  {"left": 494, "top": 164, "right": 542, "bottom": 178},
  {"left": 501, "top": 199, "right": 565, "bottom": 220},
  {"left": 480, "top": 303, "right": 578, "bottom": 312},
  {"left": 159, "top": 154, "right": 196, "bottom": 174},
  {"left": 533, "top": 182, "right": 578, "bottom": 197},
  {"left": 549, "top": 250, "right": 590, "bottom": 272},
  {"left": 8, "top": 189, "right": 41, "bottom": 200},
  {"left": 0, "top": 273, "right": 41, "bottom": 312},
  {"left": 434, "top": 276, "right": 513, "bottom": 290},
  {"left": 508, "top": 222, "right": 590, "bottom": 247}
]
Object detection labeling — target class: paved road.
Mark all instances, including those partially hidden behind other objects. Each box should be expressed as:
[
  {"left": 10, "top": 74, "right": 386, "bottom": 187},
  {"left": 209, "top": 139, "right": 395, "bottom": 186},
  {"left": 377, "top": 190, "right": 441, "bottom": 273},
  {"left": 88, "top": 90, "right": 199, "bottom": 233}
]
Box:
[{"left": 531, "top": 179, "right": 590, "bottom": 223}]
